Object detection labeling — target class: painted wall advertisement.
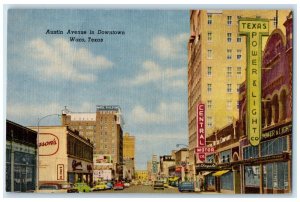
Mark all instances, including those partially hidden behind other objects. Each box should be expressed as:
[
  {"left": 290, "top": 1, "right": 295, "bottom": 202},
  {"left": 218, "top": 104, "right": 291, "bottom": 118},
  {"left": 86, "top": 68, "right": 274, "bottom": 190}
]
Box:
[
  {"left": 93, "top": 169, "right": 112, "bottom": 181},
  {"left": 93, "top": 154, "right": 113, "bottom": 166}
]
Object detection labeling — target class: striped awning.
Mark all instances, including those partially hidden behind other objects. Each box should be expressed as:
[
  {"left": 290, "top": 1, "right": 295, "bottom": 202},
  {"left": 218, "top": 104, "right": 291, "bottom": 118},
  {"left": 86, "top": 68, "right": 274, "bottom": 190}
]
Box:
[{"left": 212, "top": 170, "right": 230, "bottom": 177}]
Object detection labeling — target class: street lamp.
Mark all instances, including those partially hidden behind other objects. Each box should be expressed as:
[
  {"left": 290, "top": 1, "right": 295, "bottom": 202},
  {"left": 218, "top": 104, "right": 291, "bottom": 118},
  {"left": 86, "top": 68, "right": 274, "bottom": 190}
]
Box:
[{"left": 36, "top": 113, "right": 61, "bottom": 191}]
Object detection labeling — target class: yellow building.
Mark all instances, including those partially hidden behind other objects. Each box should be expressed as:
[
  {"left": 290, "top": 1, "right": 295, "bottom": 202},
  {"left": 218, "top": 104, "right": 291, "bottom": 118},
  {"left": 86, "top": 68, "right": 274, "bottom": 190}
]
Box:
[
  {"left": 123, "top": 133, "right": 135, "bottom": 159},
  {"left": 135, "top": 170, "right": 148, "bottom": 182},
  {"left": 188, "top": 10, "right": 290, "bottom": 168},
  {"left": 123, "top": 133, "right": 135, "bottom": 180}
]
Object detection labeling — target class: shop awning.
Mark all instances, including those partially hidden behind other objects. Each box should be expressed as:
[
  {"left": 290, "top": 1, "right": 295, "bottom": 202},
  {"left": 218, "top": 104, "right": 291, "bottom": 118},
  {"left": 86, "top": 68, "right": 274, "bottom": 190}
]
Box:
[
  {"left": 202, "top": 171, "right": 212, "bottom": 176},
  {"left": 168, "top": 177, "right": 179, "bottom": 182},
  {"left": 212, "top": 170, "right": 230, "bottom": 177}
]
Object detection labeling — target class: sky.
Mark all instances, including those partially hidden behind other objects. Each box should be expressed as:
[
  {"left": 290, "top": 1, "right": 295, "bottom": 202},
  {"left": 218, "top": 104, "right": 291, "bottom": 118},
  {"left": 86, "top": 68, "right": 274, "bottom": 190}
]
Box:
[{"left": 6, "top": 9, "right": 190, "bottom": 170}]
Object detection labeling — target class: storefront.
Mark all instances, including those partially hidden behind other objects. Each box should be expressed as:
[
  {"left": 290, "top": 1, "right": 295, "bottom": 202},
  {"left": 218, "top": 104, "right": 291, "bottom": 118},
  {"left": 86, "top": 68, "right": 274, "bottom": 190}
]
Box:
[
  {"left": 29, "top": 126, "right": 93, "bottom": 186},
  {"left": 6, "top": 120, "right": 37, "bottom": 192}
]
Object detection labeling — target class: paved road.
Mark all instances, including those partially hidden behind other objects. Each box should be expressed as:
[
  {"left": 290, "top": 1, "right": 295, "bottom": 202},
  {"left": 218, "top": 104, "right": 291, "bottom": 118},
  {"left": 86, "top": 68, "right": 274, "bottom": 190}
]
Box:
[{"left": 92, "top": 185, "right": 199, "bottom": 194}]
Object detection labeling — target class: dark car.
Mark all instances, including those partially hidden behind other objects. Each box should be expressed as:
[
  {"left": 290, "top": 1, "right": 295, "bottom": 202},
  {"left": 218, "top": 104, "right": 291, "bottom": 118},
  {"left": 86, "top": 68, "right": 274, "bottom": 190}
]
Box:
[
  {"left": 153, "top": 180, "right": 164, "bottom": 190},
  {"left": 60, "top": 182, "right": 79, "bottom": 193},
  {"left": 178, "top": 181, "right": 195, "bottom": 192}
]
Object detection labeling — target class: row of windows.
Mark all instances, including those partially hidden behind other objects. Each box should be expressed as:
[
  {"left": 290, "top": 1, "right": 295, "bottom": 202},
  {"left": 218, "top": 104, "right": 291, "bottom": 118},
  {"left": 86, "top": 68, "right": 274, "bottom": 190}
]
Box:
[
  {"left": 207, "top": 32, "right": 242, "bottom": 43},
  {"left": 243, "top": 136, "right": 288, "bottom": 160},
  {"left": 207, "top": 15, "right": 277, "bottom": 27},
  {"left": 206, "top": 116, "right": 233, "bottom": 128},
  {"left": 67, "top": 135, "right": 93, "bottom": 161},
  {"left": 207, "top": 66, "right": 242, "bottom": 77},
  {"left": 207, "top": 49, "right": 242, "bottom": 60},
  {"left": 207, "top": 100, "right": 240, "bottom": 110},
  {"left": 207, "top": 83, "right": 241, "bottom": 93}
]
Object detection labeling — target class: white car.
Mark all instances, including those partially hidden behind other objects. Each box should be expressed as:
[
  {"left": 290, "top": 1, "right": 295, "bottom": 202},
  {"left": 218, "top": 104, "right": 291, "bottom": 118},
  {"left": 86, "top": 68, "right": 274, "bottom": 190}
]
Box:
[{"left": 124, "top": 182, "right": 130, "bottom": 188}]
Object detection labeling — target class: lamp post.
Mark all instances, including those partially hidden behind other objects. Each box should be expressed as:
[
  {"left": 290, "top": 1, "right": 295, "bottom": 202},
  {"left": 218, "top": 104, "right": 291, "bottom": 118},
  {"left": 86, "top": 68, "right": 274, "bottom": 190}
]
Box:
[{"left": 36, "top": 113, "right": 61, "bottom": 191}]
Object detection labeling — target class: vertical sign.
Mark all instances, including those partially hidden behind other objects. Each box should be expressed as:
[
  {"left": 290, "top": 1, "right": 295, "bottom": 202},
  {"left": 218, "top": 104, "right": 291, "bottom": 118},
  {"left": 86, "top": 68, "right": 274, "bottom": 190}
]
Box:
[
  {"left": 197, "top": 103, "right": 205, "bottom": 161},
  {"left": 239, "top": 18, "right": 269, "bottom": 146},
  {"left": 57, "top": 164, "right": 64, "bottom": 180}
]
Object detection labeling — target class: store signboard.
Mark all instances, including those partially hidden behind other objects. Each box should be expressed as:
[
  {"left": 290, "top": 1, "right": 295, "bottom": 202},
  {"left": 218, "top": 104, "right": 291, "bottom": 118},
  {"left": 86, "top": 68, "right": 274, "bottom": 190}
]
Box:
[{"left": 239, "top": 18, "right": 269, "bottom": 146}]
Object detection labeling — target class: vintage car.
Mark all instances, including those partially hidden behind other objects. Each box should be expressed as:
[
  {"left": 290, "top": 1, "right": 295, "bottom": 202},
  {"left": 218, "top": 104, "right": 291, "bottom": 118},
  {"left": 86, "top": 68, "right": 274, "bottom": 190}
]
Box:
[
  {"left": 73, "top": 182, "right": 92, "bottom": 193},
  {"left": 36, "top": 183, "right": 67, "bottom": 193},
  {"left": 178, "top": 181, "right": 195, "bottom": 192},
  {"left": 153, "top": 180, "right": 164, "bottom": 190},
  {"left": 92, "top": 182, "right": 108, "bottom": 191},
  {"left": 60, "top": 182, "right": 79, "bottom": 193},
  {"left": 106, "top": 181, "right": 114, "bottom": 189},
  {"left": 113, "top": 181, "right": 124, "bottom": 190}
]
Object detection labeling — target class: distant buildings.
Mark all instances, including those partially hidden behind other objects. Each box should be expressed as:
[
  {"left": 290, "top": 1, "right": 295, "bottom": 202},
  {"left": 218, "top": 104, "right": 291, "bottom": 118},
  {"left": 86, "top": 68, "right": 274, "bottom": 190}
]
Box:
[
  {"left": 134, "top": 170, "right": 148, "bottom": 182},
  {"left": 61, "top": 105, "right": 124, "bottom": 180},
  {"left": 29, "top": 126, "right": 93, "bottom": 186},
  {"left": 123, "top": 132, "right": 135, "bottom": 181},
  {"left": 6, "top": 120, "right": 37, "bottom": 192},
  {"left": 159, "top": 155, "right": 175, "bottom": 177}
]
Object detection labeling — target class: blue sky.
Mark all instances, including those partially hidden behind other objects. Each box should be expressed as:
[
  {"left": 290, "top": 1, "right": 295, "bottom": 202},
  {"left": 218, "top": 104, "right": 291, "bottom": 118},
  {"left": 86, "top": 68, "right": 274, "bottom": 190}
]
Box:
[{"left": 6, "top": 9, "right": 189, "bottom": 170}]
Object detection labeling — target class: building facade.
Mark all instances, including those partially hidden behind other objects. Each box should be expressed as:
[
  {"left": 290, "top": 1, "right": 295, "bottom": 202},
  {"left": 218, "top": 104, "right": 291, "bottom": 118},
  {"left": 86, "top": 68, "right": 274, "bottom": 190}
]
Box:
[
  {"left": 135, "top": 170, "right": 148, "bottom": 182},
  {"left": 29, "top": 126, "right": 93, "bottom": 186},
  {"left": 123, "top": 132, "right": 135, "bottom": 181},
  {"left": 6, "top": 120, "right": 37, "bottom": 192},
  {"left": 238, "top": 12, "right": 293, "bottom": 194},
  {"left": 187, "top": 9, "right": 291, "bottom": 182},
  {"left": 61, "top": 105, "right": 124, "bottom": 181},
  {"left": 159, "top": 155, "right": 175, "bottom": 178}
]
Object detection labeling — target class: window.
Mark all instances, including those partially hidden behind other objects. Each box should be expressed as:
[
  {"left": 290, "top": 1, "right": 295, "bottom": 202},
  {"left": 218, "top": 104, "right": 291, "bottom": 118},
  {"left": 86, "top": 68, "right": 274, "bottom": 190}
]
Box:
[
  {"left": 227, "top": 116, "right": 232, "bottom": 124},
  {"left": 226, "top": 100, "right": 232, "bottom": 110},
  {"left": 227, "top": 84, "right": 232, "bottom": 93},
  {"left": 227, "top": 66, "right": 232, "bottom": 77},
  {"left": 237, "top": 49, "right": 242, "bottom": 60},
  {"left": 273, "top": 16, "right": 278, "bottom": 27},
  {"left": 237, "top": 36, "right": 242, "bottom": 43},
  {"left": 208, "top": 32, "right": 212, "bottom": 41},
  {"left": 207, "top": 84, "right": 212, "bottom": 93},
  {"left": 237, "top": 84, "right": 241, "bottom": 93},
  {"left": 208, "top": 14, "right": 212, "bottom": 25},
  {"left": 207, "top": 100, "right": 212, "bottom": 109},
  {"left": 237, "top": 66, "right": 242, "bottom": 77},
  {"left": 227, "top": 49, "right": 232, "bottom": 59},
  {"left": 245, "top": 165, "right": 260, "bottom": 187},
  {"left": 221, "top": 172, "right": 234, "bottom": 190},
  {"left": 207, "top": 116, "right": 213, "bottom": 128},
  {"left": 227, "top": 16, "right": 232, "bottom": 25},
  {"left": 207, "top": 66, "right": 212, "bottom": 76},
  {"left": 208, "top": 49, "right": 212, "bottom": 59},
  {"left": 227, "top": 33, "right": 232, "bottom": 42}
]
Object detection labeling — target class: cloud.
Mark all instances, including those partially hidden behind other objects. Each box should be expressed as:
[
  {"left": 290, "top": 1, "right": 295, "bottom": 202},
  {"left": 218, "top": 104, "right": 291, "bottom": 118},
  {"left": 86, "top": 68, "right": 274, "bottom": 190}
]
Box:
[
  {"left": 130, "top": 102, "right": 186, "bottom": 124},
  {"left": 26, "top": 38, "right": 113, "bottom": 82},
  {"left": 125, "top": 60, "right": 186, "bottom": 89},
  {"left": 6, "top": 102, "right": 95, "bottom": 126},
  {"left": 151, "top": 33, "right": 189, "bottom": 59}
]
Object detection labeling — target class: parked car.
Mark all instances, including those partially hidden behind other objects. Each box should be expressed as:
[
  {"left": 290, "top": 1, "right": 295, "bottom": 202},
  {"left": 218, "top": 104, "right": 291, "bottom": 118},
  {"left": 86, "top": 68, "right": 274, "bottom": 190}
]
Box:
[
  {"left": 113, "top": 181, "right": 124, "bottom": 190},
  {"left": 178, "top": 181, "right": 195, "bottom": 192},
  {"left": 124, "top": 182, "right": 130, "bottom": 188},
  {"left": 153, "top": 180, "right": 164, "bottom": 190},
  {"left": 60, "top": 182, "right": 79, "bottom": 193},
  {"left": 37, "top": 183, "right": 66, "bottom": 193},
  {"left": 106, "top": 181, "right": 114, "bottom": 189},
  {"left": 92, "top": 182, "right": 107, "bottom": 191},
  {"left": 73, "top": 182, "right": 92, "bottom": 193}
]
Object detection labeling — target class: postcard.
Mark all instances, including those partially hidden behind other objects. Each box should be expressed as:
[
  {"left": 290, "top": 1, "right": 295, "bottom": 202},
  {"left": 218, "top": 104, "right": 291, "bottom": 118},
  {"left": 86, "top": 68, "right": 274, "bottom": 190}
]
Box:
[{"left": 4, "top": 7, "right": 294, "bottom": 196}]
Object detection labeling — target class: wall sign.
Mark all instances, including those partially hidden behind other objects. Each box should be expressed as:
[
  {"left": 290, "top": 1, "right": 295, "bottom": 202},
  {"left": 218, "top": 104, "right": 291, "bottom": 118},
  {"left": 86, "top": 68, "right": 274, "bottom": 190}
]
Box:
[
  {"left": 57, "top": 164, "right": 64, "bottom": 180},
  {"left": 239, "top": 18, "right": 269, "bottom": 146}
]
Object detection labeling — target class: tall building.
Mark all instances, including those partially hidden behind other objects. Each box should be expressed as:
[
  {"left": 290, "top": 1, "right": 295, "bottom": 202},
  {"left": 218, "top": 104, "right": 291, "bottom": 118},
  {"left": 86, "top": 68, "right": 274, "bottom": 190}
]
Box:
[
  {"left": 187, "top": 10, "right": 290, "bottom": 170},
  {"left": 61, "top": 105, "right": 124, "bottom": 180},
  {"left": 123, "top": 132, "right": 135, "bottom": 181}
]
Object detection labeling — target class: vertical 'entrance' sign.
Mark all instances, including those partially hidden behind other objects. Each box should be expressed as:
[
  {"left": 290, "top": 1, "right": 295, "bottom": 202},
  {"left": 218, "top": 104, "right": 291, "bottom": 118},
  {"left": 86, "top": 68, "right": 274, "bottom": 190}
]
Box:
[{"left": 239, "top": 18, "right": 269, "bottom": 146}]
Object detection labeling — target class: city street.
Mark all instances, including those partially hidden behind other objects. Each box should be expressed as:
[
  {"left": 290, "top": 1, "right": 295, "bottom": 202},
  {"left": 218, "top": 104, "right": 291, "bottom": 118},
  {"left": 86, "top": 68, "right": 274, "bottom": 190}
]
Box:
[{"left": 92, "top": 185, "right": 197, "bottom": 194}]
